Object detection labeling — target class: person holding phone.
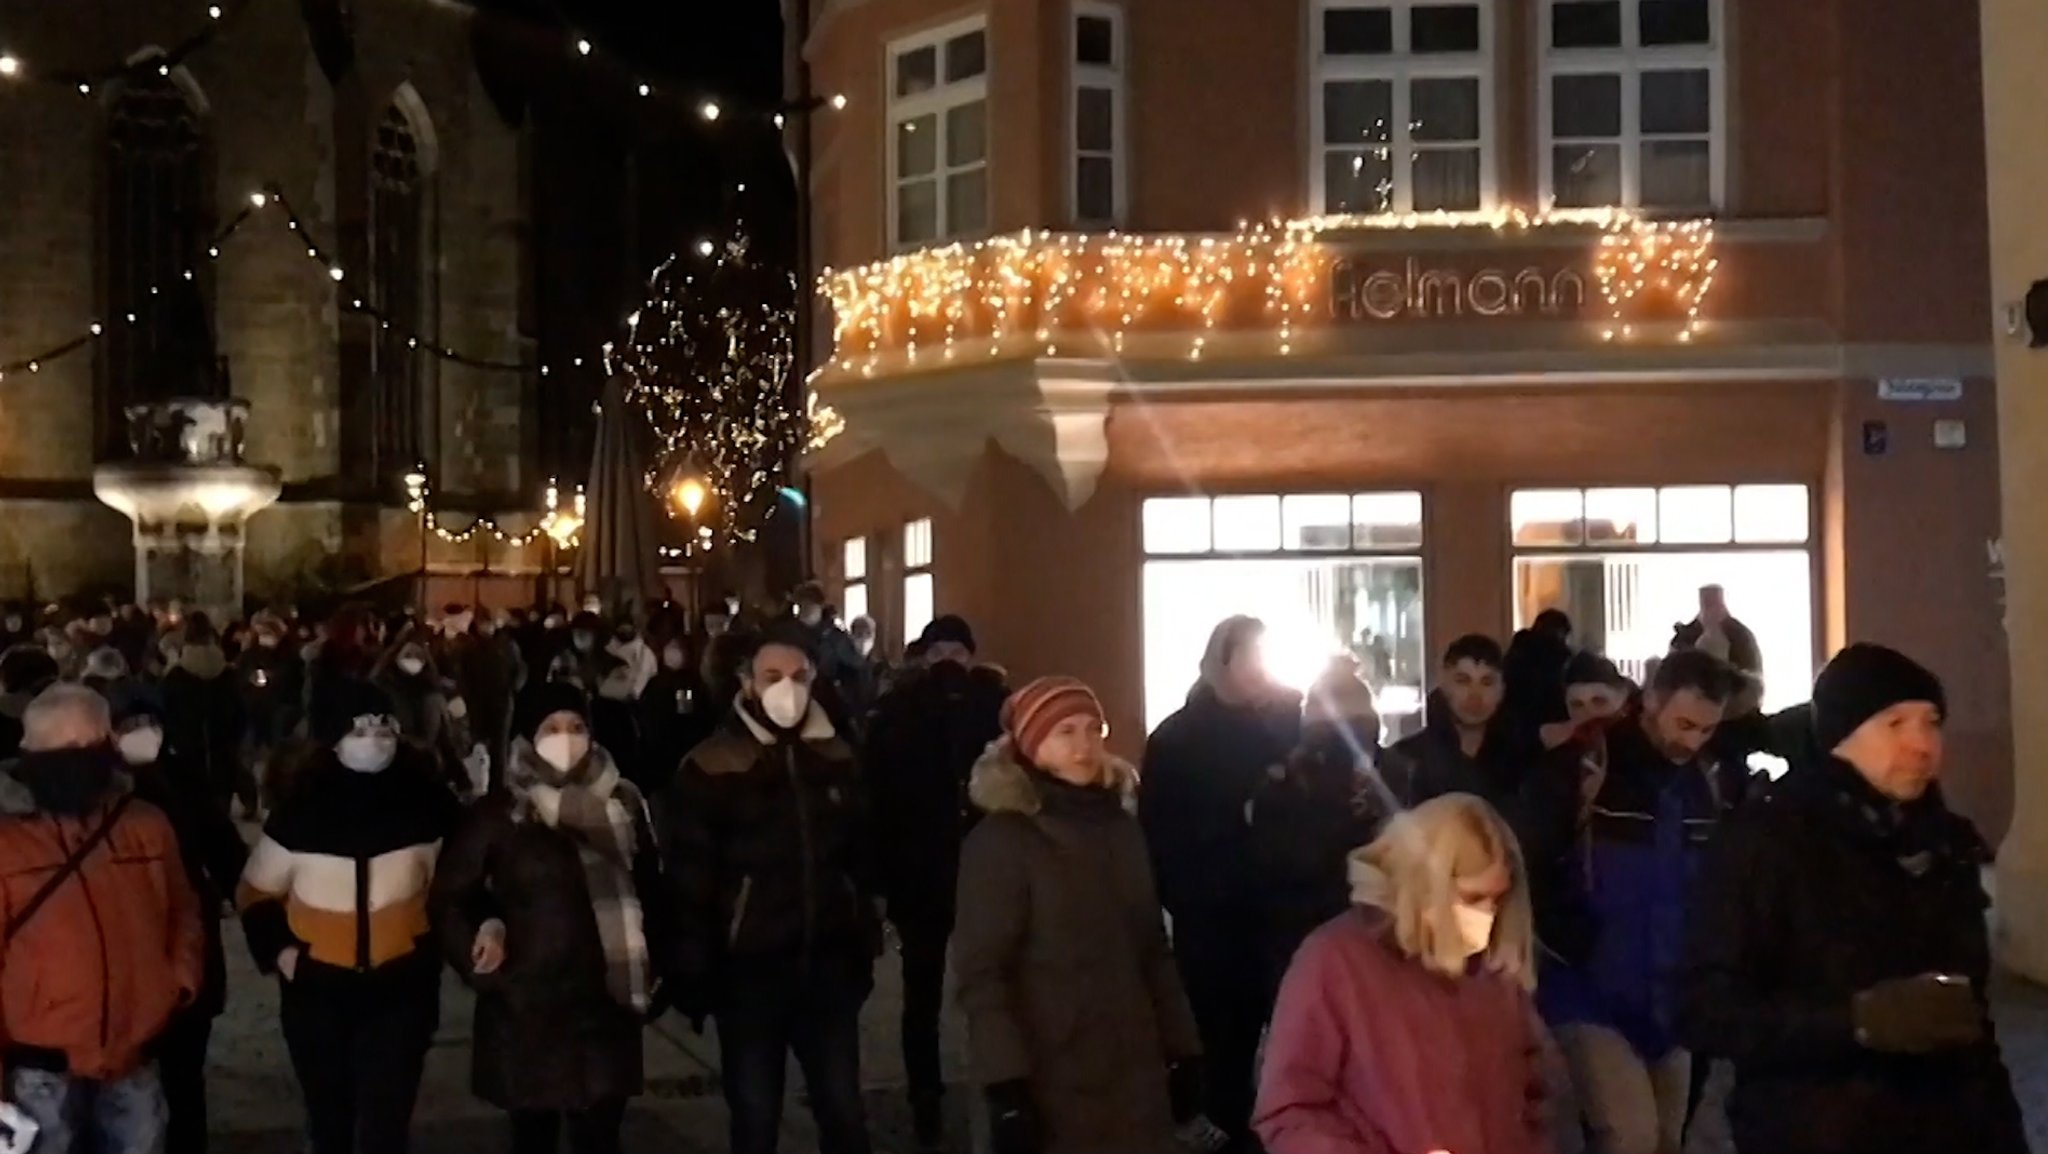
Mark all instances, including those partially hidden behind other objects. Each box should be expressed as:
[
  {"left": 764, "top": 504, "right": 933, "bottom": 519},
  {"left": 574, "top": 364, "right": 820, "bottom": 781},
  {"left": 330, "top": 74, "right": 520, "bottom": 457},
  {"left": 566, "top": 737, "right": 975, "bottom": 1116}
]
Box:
[{"left": 1680, "top": 644, "right": 2027, "bottom": 1154}]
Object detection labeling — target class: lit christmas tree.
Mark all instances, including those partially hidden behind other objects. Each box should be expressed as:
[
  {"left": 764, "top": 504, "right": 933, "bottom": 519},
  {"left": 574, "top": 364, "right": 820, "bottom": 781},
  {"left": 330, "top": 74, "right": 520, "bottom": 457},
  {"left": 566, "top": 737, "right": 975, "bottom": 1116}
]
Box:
[{"left": 608, "top": 230, "right": 839, "bottom": 551}]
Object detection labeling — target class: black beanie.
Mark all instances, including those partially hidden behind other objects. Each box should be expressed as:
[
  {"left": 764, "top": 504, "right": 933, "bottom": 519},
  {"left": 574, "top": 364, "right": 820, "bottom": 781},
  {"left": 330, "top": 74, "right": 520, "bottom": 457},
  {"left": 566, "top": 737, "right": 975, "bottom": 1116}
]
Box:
[
  {"left": 1811, "top": 643, "right": 1947, "bottom": 756},
  {"left": 310, "top": 678, "right": 399, "bottom": 747},
  {"left": 919, "top": 614, "right": 976, "bottom": 654},
  {"left": 1562, "top": 651, "right": 1627, "bottom": 689},
  {"left": 515, "top": 681, "right": 590, "bottom": 743}
]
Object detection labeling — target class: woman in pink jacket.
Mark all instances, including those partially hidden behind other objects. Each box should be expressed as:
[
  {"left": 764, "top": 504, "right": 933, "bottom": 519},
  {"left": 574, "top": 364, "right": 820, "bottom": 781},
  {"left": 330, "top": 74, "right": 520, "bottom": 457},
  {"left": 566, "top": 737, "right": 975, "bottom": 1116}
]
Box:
[{"left": 1254, "top": 793, "right": 1554, "bottom": 1154}]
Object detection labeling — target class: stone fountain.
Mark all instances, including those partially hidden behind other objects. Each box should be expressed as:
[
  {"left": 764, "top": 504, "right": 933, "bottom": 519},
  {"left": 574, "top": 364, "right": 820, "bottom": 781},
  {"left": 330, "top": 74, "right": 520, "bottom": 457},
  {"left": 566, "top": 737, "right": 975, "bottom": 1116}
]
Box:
[{"left": 93, "top": 394, "right": 282, "bottom": 619}]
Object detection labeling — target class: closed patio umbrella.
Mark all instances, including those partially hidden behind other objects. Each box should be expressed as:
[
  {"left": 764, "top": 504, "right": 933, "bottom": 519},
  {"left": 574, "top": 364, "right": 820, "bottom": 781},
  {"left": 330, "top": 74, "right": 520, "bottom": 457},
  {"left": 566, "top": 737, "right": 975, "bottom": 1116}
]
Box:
[{"left": 575, "top": 376, "right": 664, "bottom": 614}]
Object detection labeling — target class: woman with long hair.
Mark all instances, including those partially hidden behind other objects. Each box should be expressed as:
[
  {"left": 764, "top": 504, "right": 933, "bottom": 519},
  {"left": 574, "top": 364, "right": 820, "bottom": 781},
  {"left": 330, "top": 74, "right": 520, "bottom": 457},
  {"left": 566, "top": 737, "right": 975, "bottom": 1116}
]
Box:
[{"left": 1255, "top": 794, "right": 1553, "bottom": 1154}]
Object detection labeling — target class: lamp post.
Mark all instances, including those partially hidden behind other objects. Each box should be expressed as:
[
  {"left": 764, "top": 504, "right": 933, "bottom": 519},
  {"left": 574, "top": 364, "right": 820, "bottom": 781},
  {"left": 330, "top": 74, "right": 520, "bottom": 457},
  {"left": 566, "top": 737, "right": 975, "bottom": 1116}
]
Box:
[
  {"left": 403, "top": 467, "right": 429, "bottom": 613},
  {"left": 670, "top": 471, "right": 710, "bottom": 626}
]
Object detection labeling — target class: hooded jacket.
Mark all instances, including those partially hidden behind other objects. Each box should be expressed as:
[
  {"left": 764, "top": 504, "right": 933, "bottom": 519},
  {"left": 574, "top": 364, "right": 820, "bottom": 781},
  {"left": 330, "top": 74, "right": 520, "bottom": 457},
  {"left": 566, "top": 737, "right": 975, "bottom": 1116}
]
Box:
[
  {"left": 952, "top": 741, "right": 1200, "bottom": 1154},
  {"left": 1255, "top": 907, "right": 1550, "bottom": 1154},
  {"left": 0, "top": 763, "right": 205, "bottom": 1081}
]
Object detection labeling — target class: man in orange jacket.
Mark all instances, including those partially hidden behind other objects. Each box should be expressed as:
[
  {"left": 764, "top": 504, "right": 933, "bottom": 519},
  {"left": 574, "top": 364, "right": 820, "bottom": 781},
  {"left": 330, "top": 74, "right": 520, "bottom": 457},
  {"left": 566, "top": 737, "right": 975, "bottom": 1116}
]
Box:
[{"left": 0, "top": 683, "right": 204, "bottom": 1154}]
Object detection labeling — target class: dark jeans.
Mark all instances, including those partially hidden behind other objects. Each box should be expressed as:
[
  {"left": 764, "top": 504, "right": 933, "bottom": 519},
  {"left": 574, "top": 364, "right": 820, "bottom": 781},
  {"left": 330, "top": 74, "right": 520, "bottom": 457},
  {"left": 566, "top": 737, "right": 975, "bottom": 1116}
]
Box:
[
  {"left": 279, "top": 965, "right": 439, "bottom": 1154},
  {"left": 896, "top": 917, "right": 949, "bottom": 1104},
  {"left": 1174, "top": 910, "right": 1266, "bottom": 1141},
  {"left": 158, "top": 1013, "right": 213, "bottom": 1154},
  {"left": 508, "top": 1099, "right": 627, "bottom": 1154},
  {"left": 715, "top": 957, "right": 873, "bottom": 1154}
]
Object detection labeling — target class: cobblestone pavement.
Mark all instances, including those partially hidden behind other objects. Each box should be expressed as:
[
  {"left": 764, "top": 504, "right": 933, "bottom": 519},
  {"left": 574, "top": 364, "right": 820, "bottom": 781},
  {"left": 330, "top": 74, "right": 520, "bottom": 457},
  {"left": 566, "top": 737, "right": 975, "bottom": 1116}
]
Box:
[{"left": 207, "top": 925, "right": 2048, "bottom": 1154}]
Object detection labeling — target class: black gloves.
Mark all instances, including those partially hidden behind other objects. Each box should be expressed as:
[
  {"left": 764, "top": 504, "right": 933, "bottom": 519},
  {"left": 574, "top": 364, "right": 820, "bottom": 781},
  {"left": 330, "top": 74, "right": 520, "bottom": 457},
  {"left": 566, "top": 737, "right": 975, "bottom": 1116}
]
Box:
[
  {"left": 1168, "top": 1059, "right": 1205, "bottom": 1125},
  {"left": 1852, "top": 973, "right": 1985, "bottom": 1054},
  {"left": 986, "top": 1080, "right": 1043, "bottom": 1154}
]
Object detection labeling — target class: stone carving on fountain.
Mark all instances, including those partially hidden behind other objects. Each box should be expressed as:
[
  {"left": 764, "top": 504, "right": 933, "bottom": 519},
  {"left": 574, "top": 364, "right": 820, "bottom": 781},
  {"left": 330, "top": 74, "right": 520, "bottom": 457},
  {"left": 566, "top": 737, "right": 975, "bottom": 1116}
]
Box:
[{"left": 93, "top": 389, "right": 281, "bottom": 620}]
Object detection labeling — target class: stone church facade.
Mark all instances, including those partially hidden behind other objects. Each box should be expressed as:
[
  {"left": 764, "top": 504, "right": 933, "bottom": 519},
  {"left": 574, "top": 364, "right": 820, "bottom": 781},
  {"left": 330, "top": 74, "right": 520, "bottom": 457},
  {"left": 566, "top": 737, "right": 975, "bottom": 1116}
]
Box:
[{"left": 0, "top": 0, "right": 531, "bottom": 604}]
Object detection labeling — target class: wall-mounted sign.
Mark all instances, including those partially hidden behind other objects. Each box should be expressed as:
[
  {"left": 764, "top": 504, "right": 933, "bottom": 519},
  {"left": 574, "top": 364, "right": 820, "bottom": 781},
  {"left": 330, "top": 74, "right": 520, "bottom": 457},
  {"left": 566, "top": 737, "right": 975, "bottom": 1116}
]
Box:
[
  {"left": 1877, "top": 377, "right": 1963, "bottom": 402},
  {"left": 1862, "top": 420, "right": 1889, "bottom": 456},
  {"left": 1329, "top": 257, "right": 1587, "bottom": 321},
  {"left": 1934, "top": 418, "right": 1968, "bottom": 450}
]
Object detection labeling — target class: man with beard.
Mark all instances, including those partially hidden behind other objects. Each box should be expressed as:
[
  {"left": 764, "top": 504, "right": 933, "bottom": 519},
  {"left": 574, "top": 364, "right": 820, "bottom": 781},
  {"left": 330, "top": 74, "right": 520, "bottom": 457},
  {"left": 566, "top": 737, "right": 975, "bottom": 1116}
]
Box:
[
  {"left": 861, "top": 614, "right": 1007, "bottom": 1149},
  {"left": 0, "top": 684, "right": 206, "bottom": 1154},
  {"left": 1530, "top": 648, "right": 1738, "bottom": 1154},
  {"left": 1680, "top": 645, "right": 2026, "bottom": 1154}
]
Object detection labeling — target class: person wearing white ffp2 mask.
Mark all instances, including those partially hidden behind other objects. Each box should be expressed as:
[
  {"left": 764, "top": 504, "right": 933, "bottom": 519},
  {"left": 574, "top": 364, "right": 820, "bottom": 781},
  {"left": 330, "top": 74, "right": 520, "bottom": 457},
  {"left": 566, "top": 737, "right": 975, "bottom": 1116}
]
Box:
[
  {"left": 671, "top": 626, "right": 873, "bottom": 1154},
  {"left": 336, "top": 717, "right": 400, "bottom": 774},
  {"left": 440, "top": 681, "right": 655, "bottom": 1154},
  {"left": 744, "top": 640, "right": 816, "bottom": 733}
]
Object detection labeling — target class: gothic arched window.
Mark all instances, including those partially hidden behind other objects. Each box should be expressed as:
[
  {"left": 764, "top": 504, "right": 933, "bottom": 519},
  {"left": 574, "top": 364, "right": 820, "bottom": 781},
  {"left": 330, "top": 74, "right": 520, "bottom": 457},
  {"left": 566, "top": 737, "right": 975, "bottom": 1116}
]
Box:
[
  {"left": 102, "top": 68, "right": 211, "bottom": 455},
  {"left": 369, "top": 95, "right": 434, "bottom": 478}
]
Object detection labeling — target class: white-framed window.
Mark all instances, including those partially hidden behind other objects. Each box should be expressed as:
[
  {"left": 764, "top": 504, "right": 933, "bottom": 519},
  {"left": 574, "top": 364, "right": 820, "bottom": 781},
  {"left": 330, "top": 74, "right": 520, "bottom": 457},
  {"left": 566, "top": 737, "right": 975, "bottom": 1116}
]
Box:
[
  {"left": 1070, "top": 2, "right": 1126, "bottom": 227},
  {"left": 902, "top": 518, "right": 935, "bottom": 647},
  {"left": 1509, "top": 483, "right": 1813, "bottom": 712},
  {"left": 888, "top": 17, "right": 990, "bottom": 248},
  {"left": 1140, "top": 492, "right": 1429, "bottom": 738},
  {"left": 1539, "top": 0, "right": 1724, "bottom": 211},
  {"left": 840, "top": 537, "right": 869, "bottom": 625},
  {"left": 1309, "top": 0, "right": 1495, "bottom": 216}
]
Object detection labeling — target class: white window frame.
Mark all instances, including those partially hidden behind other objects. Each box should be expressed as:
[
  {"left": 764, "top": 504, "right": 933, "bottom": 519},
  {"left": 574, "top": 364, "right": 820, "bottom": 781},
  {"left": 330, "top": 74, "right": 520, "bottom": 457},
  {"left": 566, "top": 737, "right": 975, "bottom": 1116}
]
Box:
[
  {"left": 1308, "top": 0, "right": 1499, "bottom": 217},
  {"left": 902, "top": 518, "right": 935, "bottom": 648},
  {"left": 1069, "top": 2, "right": 1128, "bottom": 227},
  {"left": 886, "top": 15, "right": 991, "bottom": 250},
  {"left": 840, "top": 536, "right": 869, "bottom": 625},
  {"left": 1537, "top": 0, "right": 1727, "bottom": 211}
]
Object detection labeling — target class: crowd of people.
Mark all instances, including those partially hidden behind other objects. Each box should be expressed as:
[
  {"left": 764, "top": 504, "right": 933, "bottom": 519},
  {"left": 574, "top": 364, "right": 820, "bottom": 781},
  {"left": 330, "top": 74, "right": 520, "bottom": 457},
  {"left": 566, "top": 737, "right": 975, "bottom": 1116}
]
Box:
[{"left": 0, "top": 584, "right": 2024, "bottom": 1154}]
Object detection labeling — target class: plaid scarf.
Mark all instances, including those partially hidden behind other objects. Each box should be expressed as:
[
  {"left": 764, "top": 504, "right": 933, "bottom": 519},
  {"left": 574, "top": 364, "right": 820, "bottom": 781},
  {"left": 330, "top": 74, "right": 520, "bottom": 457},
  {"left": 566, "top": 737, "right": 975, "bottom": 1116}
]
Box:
[{"left": 504, "top": 738, "right": 651, "bottom": 1012}]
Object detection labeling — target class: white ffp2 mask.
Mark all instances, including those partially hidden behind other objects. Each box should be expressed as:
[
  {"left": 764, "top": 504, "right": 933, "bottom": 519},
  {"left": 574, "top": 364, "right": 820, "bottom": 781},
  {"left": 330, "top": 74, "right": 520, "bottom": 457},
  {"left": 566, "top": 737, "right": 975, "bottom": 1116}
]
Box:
[
  {"left": 534, "top": 732, "right": 590, "bottom": 774},
  {"left": 760, "top": 679, "right": 811, "bottom": 729},
  {"left": 1453, "top": 902, "right": 1496, "bottom": 958},
  {"left": 117, "top": 726, "right": 164, "bottom": 765},
  {"left": 337, "top": 733, "right": 398, "bottom": 774}
]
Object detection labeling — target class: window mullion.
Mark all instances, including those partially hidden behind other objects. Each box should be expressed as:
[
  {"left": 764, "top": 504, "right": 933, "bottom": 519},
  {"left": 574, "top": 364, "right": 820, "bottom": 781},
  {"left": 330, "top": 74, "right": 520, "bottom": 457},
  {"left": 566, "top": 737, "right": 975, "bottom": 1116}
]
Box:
[
  {"left": 1621, "top": 63, "right": 1641, "bottom": 208},
  {"left": 1393, "top": 66, "right": 1412, "bottom": 214}
]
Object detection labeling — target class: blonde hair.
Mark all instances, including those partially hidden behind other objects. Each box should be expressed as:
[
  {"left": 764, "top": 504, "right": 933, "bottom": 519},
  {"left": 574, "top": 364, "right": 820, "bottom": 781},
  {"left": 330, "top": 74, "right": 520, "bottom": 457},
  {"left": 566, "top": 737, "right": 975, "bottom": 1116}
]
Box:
[{"left": 1346, "top": 794, "right": 1536, "bottom": 989}]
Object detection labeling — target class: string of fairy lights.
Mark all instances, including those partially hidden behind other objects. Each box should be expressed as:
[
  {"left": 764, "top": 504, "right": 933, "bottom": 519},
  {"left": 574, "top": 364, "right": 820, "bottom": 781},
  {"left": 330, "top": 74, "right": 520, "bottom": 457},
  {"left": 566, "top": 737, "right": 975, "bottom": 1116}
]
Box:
[
  {"left": 0, "top": 0, "right": 845, "bottom": 128},
  {"left": 817, "top": 208, "right": 1720, "bottom": 377}
]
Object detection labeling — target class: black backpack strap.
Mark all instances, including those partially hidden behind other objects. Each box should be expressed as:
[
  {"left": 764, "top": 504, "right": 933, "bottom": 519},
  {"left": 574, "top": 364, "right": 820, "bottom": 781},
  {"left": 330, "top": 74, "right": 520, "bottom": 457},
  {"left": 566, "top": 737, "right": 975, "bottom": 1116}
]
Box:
[{"left": 6, "top": 792, "right": 139, "bottom": 941}]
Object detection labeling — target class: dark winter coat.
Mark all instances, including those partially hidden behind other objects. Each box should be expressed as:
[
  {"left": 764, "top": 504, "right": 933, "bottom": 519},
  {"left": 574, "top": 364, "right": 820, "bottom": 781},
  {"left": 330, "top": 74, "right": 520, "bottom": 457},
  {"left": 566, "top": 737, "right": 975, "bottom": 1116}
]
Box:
[
  {"left": 429, "top": 778, "right": 672, "bottom": 1111},
  {"left": 1246, "top": 742, "right": 1387, "bottom": 999},
  {"left": 636, "top": 668, "right": 712, "bottom": 798},
  {"left": 234, "top": 642, "right": 304, "bottom": 748},
  {"left": 1679, "top": 759, "right": 2028, "bottom": 1154},
  {"left": 653, "top": 701, "right": 878, "bottom": 1012},
  {"left": 130, "top": 752, "right": 249, "bottom": 1020},
  {"left": 862, "top": 662, "right": 1008, "bottom": 928},
  {"left": 160, "top": 646, "right": 246, "bottom": 805},
  {"left": 952, "top": 743, "right": 1202, "bottom": 1154},
  {"left": 1139, "top": 683, "right": 1301, "bottom": 918},
  {"left": 1382, "top": 702, "right": 1532, "bottom": 811}
]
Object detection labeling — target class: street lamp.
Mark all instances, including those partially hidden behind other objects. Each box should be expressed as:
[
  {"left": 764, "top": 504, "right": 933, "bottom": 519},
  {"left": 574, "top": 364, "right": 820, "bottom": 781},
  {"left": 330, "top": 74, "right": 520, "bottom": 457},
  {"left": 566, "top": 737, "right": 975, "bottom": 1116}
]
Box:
[
  {"left": 402, "top": 467, "right": 429, "bottom": 612},
  {"left": 673, "top": 475, "right": 708, "bottom": 520}
]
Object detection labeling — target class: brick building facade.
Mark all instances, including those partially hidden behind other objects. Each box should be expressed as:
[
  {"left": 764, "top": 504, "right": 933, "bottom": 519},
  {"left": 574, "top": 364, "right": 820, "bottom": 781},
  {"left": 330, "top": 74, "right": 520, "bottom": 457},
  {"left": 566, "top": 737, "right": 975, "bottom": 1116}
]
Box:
[
  {"left": 797, "top": 0, "right": 2015, "bottom": 835},
  {"left": 0, "top": 0, "right": 530, "bottom": 602}
]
